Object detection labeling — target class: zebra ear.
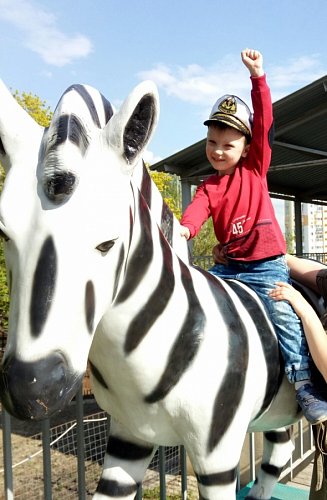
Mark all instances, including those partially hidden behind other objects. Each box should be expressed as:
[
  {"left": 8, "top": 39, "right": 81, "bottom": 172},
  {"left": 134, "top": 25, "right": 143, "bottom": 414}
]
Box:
[
  {"left": 0, "top": 79, "right": 42, "bottom": 173},
  {"left": 105, "top": 81, "right": 159, "bottom": 172}
]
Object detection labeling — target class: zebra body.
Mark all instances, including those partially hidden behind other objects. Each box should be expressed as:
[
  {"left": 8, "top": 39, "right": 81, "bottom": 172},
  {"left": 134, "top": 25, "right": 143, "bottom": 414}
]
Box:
[{"left": 0, "top": 78, "right": 301, "bottom": 499}]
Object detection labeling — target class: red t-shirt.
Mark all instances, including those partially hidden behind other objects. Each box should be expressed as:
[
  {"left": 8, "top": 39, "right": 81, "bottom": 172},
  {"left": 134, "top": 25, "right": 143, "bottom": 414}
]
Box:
[{"left": 181, "top": 75, "right": 286, "bottom": 262}]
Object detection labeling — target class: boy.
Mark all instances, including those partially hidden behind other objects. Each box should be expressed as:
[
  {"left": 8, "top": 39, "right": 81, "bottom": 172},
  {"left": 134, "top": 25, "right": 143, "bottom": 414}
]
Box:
[{"left": 180, "top": 48, "right": 327, "bottom": 424}]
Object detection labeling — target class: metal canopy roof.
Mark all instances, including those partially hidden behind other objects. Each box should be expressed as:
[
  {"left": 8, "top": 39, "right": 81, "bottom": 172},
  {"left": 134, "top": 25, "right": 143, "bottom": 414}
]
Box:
[{"left": 151, "top": 75, "right": 327, "bottom": 205}]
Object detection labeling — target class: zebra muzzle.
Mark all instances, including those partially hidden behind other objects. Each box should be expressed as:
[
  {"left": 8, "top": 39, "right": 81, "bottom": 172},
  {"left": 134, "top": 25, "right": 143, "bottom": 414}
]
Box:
[{"left": 0, "top": 352, "right": 82, "bottom": 420}]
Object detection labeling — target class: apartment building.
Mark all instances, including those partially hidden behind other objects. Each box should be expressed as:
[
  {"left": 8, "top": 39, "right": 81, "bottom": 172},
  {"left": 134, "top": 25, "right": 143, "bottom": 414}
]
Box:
[{"left": 284, "top": 200, "right": 327, "bottom": 256}]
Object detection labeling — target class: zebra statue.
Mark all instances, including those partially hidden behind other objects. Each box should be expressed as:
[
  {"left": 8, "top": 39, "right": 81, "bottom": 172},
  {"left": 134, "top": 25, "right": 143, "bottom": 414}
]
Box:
[{"left": 0, "top": 78, "right": 305, "bottom": 499}]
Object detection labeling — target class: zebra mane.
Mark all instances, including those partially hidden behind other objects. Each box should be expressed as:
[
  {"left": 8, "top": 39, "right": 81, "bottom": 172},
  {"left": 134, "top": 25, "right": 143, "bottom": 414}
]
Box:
[{"left": 133, "top": 161, "right": 190, "bottom": 264}]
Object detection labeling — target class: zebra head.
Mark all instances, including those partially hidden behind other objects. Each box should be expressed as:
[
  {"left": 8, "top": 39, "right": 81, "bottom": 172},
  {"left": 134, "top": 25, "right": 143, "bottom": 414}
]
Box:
[{"left": 0, "top": 79, "right": 159, "bottom": 420}]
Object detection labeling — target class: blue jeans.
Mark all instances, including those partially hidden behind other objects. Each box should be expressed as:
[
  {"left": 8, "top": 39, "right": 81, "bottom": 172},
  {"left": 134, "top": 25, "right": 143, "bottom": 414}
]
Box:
[{"left": 209, "top": 256, "right": 311, "bottom": 383}]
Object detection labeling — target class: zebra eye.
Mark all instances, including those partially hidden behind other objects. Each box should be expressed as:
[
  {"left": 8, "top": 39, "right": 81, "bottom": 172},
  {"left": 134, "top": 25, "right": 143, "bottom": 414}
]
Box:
[
  {"left": 96, "top": 240, "right": 116, "bottom": 255},
  {"left": 0, "top": 229, "right": 9, "bottom": 242}
]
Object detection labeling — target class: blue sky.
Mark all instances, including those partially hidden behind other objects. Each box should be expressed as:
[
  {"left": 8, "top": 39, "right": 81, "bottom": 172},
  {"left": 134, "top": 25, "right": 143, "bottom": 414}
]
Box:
[{"left": 0, "top": 0, "right": 326, "bottom": 168}]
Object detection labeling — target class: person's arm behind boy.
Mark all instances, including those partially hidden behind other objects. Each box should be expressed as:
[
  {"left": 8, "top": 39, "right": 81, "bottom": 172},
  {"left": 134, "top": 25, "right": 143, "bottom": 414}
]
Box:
[{"left": 269, "top": 282, "right": 327, "bottom": 383}]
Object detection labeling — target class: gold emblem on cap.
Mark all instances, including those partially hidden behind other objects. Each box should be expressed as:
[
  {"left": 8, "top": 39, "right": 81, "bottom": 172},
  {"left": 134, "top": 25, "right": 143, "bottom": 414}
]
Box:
[{"left": 218, "top": 96, "right": 237, "bottom": 115}]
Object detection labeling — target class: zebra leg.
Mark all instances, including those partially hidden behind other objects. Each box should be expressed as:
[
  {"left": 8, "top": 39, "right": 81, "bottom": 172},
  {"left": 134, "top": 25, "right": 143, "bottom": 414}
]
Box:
[
  {"left": 246, "top": 427, "right": 294, "bottom": 499},
  {"left": 186, "top": 438, "right": 244, "bottom": 498},
  {"left": 93, "top": 419, "right": 157, "bottom": 500},
  {"left": 195, "top": 466, "right": 239, "bottom": 499}
]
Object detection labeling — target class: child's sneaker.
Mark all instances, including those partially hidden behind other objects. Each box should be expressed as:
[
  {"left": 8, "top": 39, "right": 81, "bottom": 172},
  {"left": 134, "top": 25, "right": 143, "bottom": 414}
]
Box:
[{"left": 296, "top": 384, "right": 327, "bottom": 425}]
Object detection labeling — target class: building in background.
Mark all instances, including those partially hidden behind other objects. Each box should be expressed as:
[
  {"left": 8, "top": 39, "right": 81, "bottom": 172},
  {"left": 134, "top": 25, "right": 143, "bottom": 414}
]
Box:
[
  {"left": 302, "top": 204, "right": 327, "bottom": 254},
  {"left": 283, "top": 200, "right": 327, "bottom": 258}
]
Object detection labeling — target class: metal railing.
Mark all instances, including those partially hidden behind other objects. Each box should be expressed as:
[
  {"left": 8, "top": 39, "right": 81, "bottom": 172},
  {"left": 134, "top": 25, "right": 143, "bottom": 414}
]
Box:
[
  {"left": 0, "top": 397, "right": 315, "bottom": 499},
  {"left": 192, "top": 252, "right": 327, "bottom": 270}
]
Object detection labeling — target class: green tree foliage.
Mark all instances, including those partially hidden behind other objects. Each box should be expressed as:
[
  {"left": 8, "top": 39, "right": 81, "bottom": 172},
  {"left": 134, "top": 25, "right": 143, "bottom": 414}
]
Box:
[
  {"left": 149, "top": 168, "right": 182, "bottom": 219},
  {"left": 13, "top": 90, "right": 53, "bottom": 127},
  {"left": 0, "top": 90, "right": 52, "bottom": 336},
  {"left": 192, "top": 218, "right": 217, "bottom": 257},
  {"left": 285, "top": 230, "right": 296, "bottom": 254}
]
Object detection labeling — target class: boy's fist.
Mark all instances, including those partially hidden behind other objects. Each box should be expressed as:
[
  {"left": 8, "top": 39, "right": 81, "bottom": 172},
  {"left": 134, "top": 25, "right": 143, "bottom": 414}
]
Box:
[{"left": 241, "top": 49, "right": 264, "bottom": 77}]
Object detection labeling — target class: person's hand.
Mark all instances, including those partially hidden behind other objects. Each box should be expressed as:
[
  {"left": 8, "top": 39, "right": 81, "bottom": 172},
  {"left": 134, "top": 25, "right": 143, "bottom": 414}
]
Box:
[
  {"left": 241, "top": 49, "right": 264, "bottom": 77},
  {"left": 268, "top": 282, "right": 310, "bottom": 318},
  {"left": 180, "top": 225, "right": 190, "bottom": 240},
  {"left": 212, "top": 243, "right": 228, "bottom": 265}
]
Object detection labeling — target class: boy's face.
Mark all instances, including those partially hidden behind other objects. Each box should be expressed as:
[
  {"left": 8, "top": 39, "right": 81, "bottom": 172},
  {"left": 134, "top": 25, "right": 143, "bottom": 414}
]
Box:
[{"left": 206, "top": 125, "right": 250, "bottom": 176}]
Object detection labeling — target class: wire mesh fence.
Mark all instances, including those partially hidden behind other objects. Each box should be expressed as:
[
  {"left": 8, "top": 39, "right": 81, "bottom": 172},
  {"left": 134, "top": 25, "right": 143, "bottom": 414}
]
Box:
[
  {"left": 1, "top": 401, "right": 315, "bottom": 499},
  {"left": 0, "top": 409, "right": 106, "bottom": 498},
  {"left": 0, "top": 404, "right": 199, "bottom": 499}
]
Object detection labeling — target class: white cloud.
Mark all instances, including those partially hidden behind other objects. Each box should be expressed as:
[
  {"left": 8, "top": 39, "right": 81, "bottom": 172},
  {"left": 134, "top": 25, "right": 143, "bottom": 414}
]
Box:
[
  {"left": 270, "top": 55, "right": 323, "bottom": 88},
  {"left": 0, "top": 0, "right": 93, "bottom": 66},
  {"left": 139, "top": 55, "right": 248, "bottom": 106},
  {"left": 139, "top": 53, "right": 326, "bottom": 108},
  {"left": 143, "top": 149, "right": 162, "bottom": 166},
  {"left": 268, "top": 54, "right": 325, "bottom": 101}
]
